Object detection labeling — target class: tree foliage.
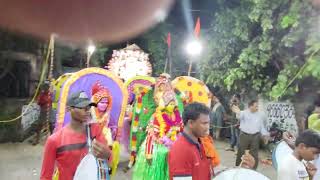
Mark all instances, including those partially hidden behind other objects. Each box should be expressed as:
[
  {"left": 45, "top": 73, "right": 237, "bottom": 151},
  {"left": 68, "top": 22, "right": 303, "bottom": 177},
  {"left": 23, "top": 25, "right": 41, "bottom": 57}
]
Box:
[
  {"left": 200, "top": 0, "right": 320, "bottom": 100},
  {"left": 138, "top": 23, "right": 189, "bottom": 77},
  {"left": 139, "top": 23, "right": 170, "bottom": 76}
]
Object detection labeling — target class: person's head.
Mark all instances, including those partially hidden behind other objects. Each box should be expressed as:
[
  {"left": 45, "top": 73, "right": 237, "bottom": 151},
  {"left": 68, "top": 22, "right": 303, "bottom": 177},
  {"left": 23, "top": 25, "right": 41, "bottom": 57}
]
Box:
[
  {"left": 67, "top": 91, "right": 95, "bottom": 123},
  {"left": 97, "top": 97, "right": 109, "bottom": 112},
  {"left": 91, "top": 81, "right": 112, "bottom": 113},
  {"left": 233, "top": 93, "right": 241, "bottom": 102},
  {"left": 295, "top": 130, "right": 320, "bottom": 161},
  {"left": 156, "top": 73, "right": 171, "bottom": 92},
  {"left": 183, "top": 102, "right": 210, "bottom": 138},
  {"left": 41, "top": 80, "right": 50, "bottom": 91},
  {"left": 248, "top": 100, "right": 258, "bottom": 112},
  {"left": 211, "top": 92, "right": 219, "bottom": 104}
]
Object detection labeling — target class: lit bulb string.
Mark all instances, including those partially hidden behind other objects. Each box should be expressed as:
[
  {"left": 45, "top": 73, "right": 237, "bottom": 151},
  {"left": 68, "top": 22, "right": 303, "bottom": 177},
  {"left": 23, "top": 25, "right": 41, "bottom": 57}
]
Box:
[{"left": 0, "top": 35, "right": 55, "bottom": 123}]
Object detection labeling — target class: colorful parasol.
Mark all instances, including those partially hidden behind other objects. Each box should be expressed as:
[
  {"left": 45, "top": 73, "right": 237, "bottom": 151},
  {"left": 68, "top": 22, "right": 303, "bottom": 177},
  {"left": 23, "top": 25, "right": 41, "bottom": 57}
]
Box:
[{"left": 171, "top": 76, "right": 212, "bottom": 107}]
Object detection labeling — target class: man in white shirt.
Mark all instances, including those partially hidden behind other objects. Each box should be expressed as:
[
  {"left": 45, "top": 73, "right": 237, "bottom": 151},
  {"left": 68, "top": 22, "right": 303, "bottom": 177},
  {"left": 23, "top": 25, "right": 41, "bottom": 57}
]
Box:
[
  {"left": 232, "top": 100, "right": 269, "bottom": 169},
  {"left": 278, "top": 130, "right": 320, "bottom": 180},
  {"left": 282, "top": 131, "right": 320, "bottom": 180}
]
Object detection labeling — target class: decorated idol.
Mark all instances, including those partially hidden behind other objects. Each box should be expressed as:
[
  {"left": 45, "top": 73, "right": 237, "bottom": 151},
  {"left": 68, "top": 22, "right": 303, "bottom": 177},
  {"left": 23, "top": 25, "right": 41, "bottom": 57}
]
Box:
[
  {"left": 90, "top": 81, "right": 114, "bottom": 146},
  {"left": 132, "top": 75, "right": 184, "bottom": 180}
]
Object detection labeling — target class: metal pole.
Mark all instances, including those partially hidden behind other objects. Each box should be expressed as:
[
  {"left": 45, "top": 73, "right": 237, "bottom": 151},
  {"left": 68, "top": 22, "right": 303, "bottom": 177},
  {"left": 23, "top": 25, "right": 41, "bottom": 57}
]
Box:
[
  {"left": 169, "top": 47, "right": 172, "bottom": 76},
  {"left": 48, "top": 35, "right": 55, "bottom": 80},
  {"left": 86, "top": 53, "right": 90, "bottom": 68},
  {"left": 188, "top": 59, "right": 192, "bottom": 76},
  {"left": 164, "top": 57, "right": 168, "bottom": 73},
  {"left": 46, "top": 35, "right": 55, "bottom": 135}
]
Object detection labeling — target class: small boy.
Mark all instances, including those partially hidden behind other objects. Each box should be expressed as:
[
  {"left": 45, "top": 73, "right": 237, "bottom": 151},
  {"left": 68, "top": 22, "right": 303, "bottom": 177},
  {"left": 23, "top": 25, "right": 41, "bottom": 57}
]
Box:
[{"left": 278, "top": 130, "right": 320, "bottom": 180}]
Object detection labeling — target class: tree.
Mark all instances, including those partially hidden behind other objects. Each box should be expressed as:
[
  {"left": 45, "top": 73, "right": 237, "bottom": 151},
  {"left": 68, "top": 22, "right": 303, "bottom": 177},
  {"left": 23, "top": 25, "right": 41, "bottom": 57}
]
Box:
[
  {"left": 136, "top": 22, "right": 189, "bottom": 77},
  {"left": 200, "top": 0, "right": 320, "bottom": 100}
]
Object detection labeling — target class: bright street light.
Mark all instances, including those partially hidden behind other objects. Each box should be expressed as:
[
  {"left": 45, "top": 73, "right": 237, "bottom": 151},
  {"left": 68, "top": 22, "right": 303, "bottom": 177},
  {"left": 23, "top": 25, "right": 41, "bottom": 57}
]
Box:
[
  {"left": 186, "top": 39, "right": 202, "bottom": 76},
  {"left": 185, "top": 40, "right": 202, "bottom": 56},
  {"left": 87, "top": 45, "right": 96, "bottom": 55}
]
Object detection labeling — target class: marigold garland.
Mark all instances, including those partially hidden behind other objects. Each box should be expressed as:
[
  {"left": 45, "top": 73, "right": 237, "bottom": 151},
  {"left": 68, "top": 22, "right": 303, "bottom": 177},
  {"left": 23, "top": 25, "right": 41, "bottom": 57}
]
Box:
[
  {"left": 128, "top": 93, "right": 144, "bottom": 167},
  {"left": 155, "top": 108, "right": 181, "bottom": 139}
]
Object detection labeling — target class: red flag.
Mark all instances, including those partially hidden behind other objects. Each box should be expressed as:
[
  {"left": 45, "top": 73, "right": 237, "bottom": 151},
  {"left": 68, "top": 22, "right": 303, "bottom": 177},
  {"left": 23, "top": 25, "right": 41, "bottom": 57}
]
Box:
[
  {"left": 194, "top": 17, "right": 200, "bottom": 38},
  {"left": 164, "top": 32, "right": 172, "bottom": 75},
  {"left": 166, "top": 32, "right": 171, "bottom": 48}
]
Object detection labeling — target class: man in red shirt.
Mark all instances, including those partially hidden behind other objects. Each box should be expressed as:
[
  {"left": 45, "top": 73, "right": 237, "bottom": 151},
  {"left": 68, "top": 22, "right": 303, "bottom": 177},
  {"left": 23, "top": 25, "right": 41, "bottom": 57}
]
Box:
[
  {"left": 40, "top": 91, "right": 111, "bottom": 180},
  {"left": 30, "top": 81, "right": 52, "bottom": 145},
  {"left": 168, "top": 103, "right": 258, "bottom": 180},
  {"left": 168, "top": 102, "right": 211, "bottom": 180}
]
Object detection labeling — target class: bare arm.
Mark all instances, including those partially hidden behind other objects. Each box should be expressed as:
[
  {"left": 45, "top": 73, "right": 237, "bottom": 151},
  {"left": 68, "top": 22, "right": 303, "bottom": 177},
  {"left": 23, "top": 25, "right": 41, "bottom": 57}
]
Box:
[{"left": 282, "top": 131, "right": 296, "bottom": 149}]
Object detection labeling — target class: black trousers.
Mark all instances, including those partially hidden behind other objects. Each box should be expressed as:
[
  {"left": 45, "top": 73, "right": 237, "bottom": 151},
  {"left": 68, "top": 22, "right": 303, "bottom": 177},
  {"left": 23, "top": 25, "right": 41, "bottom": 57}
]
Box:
[{"left": 235, "top": 131, "right": 260, "bottom": 169}]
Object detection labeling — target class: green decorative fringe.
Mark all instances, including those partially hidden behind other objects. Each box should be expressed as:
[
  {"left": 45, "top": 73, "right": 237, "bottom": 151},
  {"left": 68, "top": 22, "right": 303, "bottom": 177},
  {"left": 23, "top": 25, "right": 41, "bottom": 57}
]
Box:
[{"left": 133, "top": 142, "right": 169, "bottom": 180}]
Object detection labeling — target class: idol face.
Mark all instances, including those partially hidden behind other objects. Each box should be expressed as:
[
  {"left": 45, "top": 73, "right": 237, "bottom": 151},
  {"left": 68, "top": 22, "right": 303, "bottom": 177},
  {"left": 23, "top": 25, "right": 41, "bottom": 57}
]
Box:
[{"left": 97, "top": 97, "right": 109, "bottom": 112}]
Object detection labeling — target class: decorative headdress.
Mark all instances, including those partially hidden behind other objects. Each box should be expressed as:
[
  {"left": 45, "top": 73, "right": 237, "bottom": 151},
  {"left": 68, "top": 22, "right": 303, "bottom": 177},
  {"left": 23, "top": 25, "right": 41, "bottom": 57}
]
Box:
[
  {"left": 162, "top": 91, "right": 177, "bottom": 106},
  {"left": 154, "top": 73, "right": 173, "bottom": 106},
  {"left": 155, "top": 73, "right": 171, "bottom": 87},
  {"left": 91, "top": 81, "right": 113, "bottom": 112}
]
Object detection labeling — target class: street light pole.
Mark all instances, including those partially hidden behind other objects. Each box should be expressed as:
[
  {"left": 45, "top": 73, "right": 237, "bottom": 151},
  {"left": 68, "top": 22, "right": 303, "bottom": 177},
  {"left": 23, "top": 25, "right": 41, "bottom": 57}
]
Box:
[
  {"left": 86, "top": 45, "right": 96, "bottom": 68},
  {"left": 188, "top": 59, "right": 192, "bottom": 76},
  {"left": 185, "top": 39, "right": 202, "bottom": 76}
]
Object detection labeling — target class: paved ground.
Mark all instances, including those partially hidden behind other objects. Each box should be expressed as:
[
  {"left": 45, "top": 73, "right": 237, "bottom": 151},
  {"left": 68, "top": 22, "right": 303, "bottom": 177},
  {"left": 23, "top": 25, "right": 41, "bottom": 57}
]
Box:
[{"left": 0, "top": 138, "right": 276, "bottom": 180}]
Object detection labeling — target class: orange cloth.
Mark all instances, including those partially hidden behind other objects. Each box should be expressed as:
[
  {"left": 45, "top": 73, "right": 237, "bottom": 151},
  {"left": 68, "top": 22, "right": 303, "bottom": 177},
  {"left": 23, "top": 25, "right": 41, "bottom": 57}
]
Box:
[{"left": 200, "top": 135, "right": 220, "bottom": 167}]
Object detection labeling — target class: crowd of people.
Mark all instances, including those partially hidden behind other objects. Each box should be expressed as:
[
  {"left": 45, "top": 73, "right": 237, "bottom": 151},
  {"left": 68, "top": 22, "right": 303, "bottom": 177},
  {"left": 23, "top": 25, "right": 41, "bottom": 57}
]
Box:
[
  {"left": 36, "top": 73, "right": 320, "bottom": 180},
  {"left": 276, "top": 94, "right": 320, "bottom": 180},
  {"left": 208, "top": 90, "right": 320, "bottom": 180},
  {"left": 40, "top": 92, "right": 257, "bottom": 180},
  {"left": 210, "top": 93, "right": 269, "bottom": 170}
]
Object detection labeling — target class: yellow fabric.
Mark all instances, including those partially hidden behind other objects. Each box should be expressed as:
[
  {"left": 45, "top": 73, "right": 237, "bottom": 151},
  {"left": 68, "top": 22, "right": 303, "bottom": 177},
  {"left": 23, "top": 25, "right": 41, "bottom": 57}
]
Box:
[
  {"left": 308, "top": 113, "right": 320, "bottom": 132},
  {"left": 52, "top": 73, "right": 72, "bottom": 110},
  {"left": 102, "top": 127, "right": 113, "bottom": 146},
  {"left": 172, "top": 76, "right": 211, "bottom": 107},
  {"left": 52, "top": 169, "right": 59, "bottom": 180},
  {"left": 111, "top": 141, "right": 120, "bottom": 179}
]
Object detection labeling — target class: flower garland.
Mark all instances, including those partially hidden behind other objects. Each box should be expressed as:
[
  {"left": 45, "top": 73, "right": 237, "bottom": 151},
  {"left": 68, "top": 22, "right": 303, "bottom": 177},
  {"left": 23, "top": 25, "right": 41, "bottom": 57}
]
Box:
[
  {"left": 155, "top": 108, "right": 182, "bottom": 140},
  {"left": 162, "top": 110, "right": 182, "bottom": 127},
  {"left": 128, "top": 93, "right": 145, "bottom": 168},
  {"left": 130, "top": 92, "right": 144, "bottom": 151}
]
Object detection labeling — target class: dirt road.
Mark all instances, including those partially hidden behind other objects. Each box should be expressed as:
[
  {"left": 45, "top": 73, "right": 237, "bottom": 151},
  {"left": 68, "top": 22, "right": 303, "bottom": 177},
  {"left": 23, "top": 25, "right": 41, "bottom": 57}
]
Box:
[{"left": 0, "top": 140, "right": 276, "bottom": 180}]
